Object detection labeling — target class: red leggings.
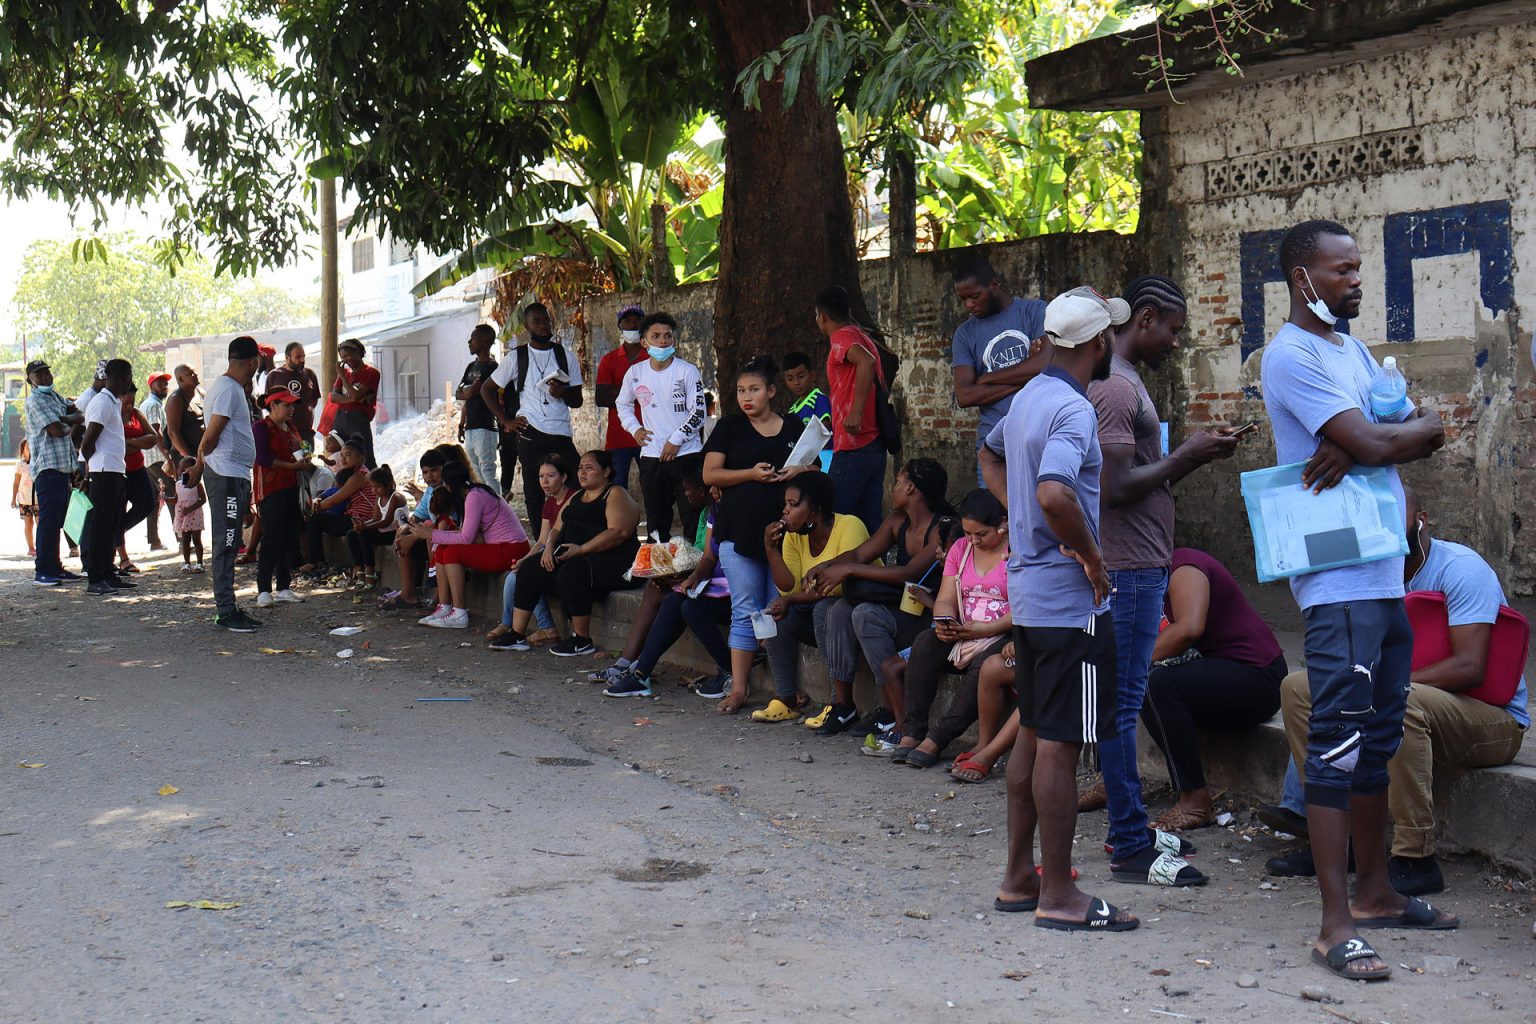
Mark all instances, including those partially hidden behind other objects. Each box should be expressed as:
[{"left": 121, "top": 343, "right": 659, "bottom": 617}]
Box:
[{"left": 432, "top": 541, "right": 529, "bottom": 572}]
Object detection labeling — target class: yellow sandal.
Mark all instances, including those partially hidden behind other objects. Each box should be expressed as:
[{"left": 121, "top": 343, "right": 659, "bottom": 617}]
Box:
[{"left": 750, "top": 699, "right": 802, "bottom": 723}]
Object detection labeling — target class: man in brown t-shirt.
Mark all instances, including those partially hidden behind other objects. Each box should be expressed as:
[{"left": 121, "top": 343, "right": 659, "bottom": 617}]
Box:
[
  {"left": 265, "top": 342, "right": 321, "bottom": 444},
  {"left": 1081, "top": 278, "right": 1243, "bottom": 887}
]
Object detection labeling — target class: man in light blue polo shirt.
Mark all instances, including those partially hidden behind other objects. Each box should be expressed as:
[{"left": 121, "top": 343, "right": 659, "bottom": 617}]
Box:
[
  {"left": 978, "top": 288, "right": 1190, "bottom": 936},
  {"left": 1260, "top": 219, "right": 1451, "bottom": 982}
]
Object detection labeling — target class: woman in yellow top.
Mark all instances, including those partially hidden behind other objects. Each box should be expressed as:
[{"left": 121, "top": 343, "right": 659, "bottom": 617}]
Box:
[{"left": 754, "top": 471, "right": 870, "bottom": 723}]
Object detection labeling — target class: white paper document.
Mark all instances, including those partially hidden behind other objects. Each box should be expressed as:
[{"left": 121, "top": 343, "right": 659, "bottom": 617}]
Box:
[
  {"left": 784, "top": 417, "right": 832, "bottom": 468},
  {"left": 1257, "top": 475, "right": 1400, "bottom": 576}
]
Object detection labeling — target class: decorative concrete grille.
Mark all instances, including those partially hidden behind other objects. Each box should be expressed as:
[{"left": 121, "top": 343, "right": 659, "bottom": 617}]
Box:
[{"left": 1204, "top": 128, "right": 1423, "bottom": 200}]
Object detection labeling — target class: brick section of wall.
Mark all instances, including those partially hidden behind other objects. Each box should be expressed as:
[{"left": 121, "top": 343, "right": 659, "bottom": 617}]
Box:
[
  {"left": 582, "top": 233, "right": 1139, "bottom": 496},
  {"left": 1157, "top": 19, "right": 1536, "bottom": 593}
]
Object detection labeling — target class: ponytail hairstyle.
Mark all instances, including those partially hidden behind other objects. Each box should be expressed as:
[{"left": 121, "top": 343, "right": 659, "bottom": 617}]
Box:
[
  {"left": 368, "top": 464, "right": 397, "bottom": 495},
  {"left": 737, "top": 353, "right": 779, "bottom": 390},
  {"left": 900, "top": 458, "right": 954, "bottom": 517},
  {"left": 440, "top": 459, "right": 498, "bottom": 521},
  {"left": 957, "top": 487, "right": 1006, "bottom": 529}
]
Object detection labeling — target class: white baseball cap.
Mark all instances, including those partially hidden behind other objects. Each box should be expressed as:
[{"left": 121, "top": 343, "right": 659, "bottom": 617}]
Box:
[{"left": 1044, "top": 287, "right": 1132, "bottom": 347}]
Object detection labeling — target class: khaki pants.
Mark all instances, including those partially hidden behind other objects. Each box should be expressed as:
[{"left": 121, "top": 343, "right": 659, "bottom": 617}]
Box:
[{"left": 1281, "top": 670, "right": 1526, "bottom": 857}]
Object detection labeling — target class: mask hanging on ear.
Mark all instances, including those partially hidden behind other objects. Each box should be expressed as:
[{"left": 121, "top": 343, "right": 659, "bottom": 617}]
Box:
[{"left": 1299, "top": 268, "right": 1338, "bottom": 326}]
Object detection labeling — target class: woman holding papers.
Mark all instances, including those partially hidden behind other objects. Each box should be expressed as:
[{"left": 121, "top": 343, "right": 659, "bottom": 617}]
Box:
[{"left": 701, "top": 355, "right": 812, "bottom": 715}]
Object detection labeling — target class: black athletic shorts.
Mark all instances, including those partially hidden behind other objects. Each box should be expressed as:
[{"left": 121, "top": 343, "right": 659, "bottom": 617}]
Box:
[{"left": 1013, "top": 615, "right": 1118, "bottom": 744}]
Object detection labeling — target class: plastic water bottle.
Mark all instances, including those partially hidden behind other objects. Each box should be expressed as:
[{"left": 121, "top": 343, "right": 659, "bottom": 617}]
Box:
[{"left": 1370, "top": 356, "right": 1410, "bottom": 422}]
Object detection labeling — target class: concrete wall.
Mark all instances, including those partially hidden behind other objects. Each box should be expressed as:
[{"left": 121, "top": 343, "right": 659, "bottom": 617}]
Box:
[
  {"left": 1140, "top": 19, "right": 1536, "bottom": 591},
  {"left": 580, "top": 233, "right": 1138, "bottom": 494}
]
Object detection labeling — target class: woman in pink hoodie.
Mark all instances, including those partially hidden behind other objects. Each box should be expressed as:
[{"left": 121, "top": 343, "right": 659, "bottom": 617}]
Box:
[{"left": 409, "top": 460, "right": 529, "bottom": 629}]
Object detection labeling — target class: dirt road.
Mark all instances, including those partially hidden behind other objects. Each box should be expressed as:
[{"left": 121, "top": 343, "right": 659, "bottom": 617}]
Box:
[{"left": 1, "top": 552, "right": 1533, "bottom": 1023}]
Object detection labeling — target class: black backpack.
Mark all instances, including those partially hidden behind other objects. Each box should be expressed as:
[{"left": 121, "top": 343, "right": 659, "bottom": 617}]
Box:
[{"left": 500, "top": 343, "right": 571, "bottom": 419}]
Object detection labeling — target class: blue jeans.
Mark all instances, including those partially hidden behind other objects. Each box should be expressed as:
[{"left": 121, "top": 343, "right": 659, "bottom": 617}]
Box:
[
  {"left": 464, "top": 428, "right": 500, "bottom": 494},
  {"left": 1102, "top": 566, "right": 1169, "bottom": 860},
  {"left": 33, "top": 467, "right": 71, "bottom": 578},
  {"left": 501, "top": 569, "right": 554, "bottom": 632},
  {"left": 829, "top": 442, "right": 886, "bottom": 534},
  {"left": 610, "top": 446, "right": 641, "bottom": 492},
  {"left": 717, "top": 541, "right": 778, "bottom": 652},
  {"left": 1280, "top": 759, "right": 1306, "bottom": 817}
]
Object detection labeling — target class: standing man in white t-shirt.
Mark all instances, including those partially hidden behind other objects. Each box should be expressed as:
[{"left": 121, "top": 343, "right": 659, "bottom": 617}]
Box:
[
  {"left": 187, "top": 335, "right": 263, "bottom": 632},
  {"left": 80, "top": 359, "right": 137, "bottom": 595},
  {"left": 479, "top": 302, "right": 584, "bottom": 533},
  {"left": 616, "top": 312, "right": 707, "bottom": 540}
]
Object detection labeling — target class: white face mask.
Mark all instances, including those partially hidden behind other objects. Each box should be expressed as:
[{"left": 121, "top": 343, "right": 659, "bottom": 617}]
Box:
[
  {"left": 620, "top": 329, "right": 641, "bottom": 344},
  {"left": 1299, "top": 268, "right": 1339, "bottom": 326}
]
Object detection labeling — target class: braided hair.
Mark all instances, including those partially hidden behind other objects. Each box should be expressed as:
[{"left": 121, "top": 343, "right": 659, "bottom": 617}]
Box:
[{"left": 1121, "top": 274, "right": 1187, "bottom": 319}]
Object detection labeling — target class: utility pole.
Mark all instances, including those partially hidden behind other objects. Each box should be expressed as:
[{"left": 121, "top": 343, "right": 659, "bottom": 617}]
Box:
[{"left": 319, "top": 177, "right": 339, "bottom": 396}]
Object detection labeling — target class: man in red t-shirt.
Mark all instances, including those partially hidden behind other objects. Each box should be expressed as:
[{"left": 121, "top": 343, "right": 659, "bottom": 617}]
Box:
[
  {"left": 815, "top": 285, "right": 887, "bottom": 532},
  {"left": 330, "top": 338, "right": 381, "bottom": 467},
  {"left": 594, "top": 304, "right": 647, "bottom": 489}
]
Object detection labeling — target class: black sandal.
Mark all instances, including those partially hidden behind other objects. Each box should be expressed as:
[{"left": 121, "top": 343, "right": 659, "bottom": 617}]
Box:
[
  {"left": 1034, "top": 897, "right": 1139, "bottom": 932},
  {"left": 1311, "top": 938, "right": 1391, "bottom": 980},
  {"left": 993, "top": 896, "right": 1039, "bottom": 913},
  {"left": 1356, "top": 896, "right": 1459, "bottom": 931},
  {"left": 905, "top": 747, "right": 939, "bottom": 769}
]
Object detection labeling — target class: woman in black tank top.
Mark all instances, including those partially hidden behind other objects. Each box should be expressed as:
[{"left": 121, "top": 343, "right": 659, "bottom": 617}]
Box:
[
  {"left": 799, "top": 458, "right": 956, "bottom": 735},
  {"left": 509, "top": 450, "right": 641, "bottom": 655}
]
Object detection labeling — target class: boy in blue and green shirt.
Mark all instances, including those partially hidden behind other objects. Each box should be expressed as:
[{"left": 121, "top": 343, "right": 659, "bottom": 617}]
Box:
[{"left": 782, "top": 351, "right": 833, "bottom": 472}]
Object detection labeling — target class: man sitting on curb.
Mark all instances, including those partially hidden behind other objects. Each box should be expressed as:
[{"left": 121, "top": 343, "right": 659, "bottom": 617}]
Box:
[{"left": 1269, "top": 486, "right": 1529, "bottom": 895}]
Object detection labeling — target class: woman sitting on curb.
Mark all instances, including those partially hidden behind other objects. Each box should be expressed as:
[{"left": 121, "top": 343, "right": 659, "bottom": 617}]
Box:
[
  {"left": 602, "top": 494, "right": 734, "bottom": 700},
  {"left": 753, "top": 471, "right": 869, "bottom": 724},
  {"left": 803, "top": 458, "right": 953, "bottom": 737},
  {"left": 409, "top": 461, "right": 530, "bottom": 629},
  {"left": 893, "top": 488, "right": 1013, "bottom": 767},
  {"left": 488, "top": 455, "right": 575, "bottom": 648},
  {"left": 947, "top": 642, "right": 1022, "bottom": 783},
  {"left": 504, "top": 450, "right": 642, "bottom": 656},
  {"left": 298, "top": 437, "right": 373, "bottom": 580},
  {"left": 588, "top": 470, "right": 713, "bottom": 682}
]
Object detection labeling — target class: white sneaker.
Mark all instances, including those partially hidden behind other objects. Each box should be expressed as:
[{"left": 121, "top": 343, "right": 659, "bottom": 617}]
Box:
[
  {"left": 256, "top": 592, "right": 274, "bottom": 608},
  {"left": 425, "top": 607, "right": 469, "bottom": 629},
  {"left": 274, "top": 589, "right": 304, "bottom": 603},
  {"left": 417, "top": 605, "right": 448, "bottom": 625}
]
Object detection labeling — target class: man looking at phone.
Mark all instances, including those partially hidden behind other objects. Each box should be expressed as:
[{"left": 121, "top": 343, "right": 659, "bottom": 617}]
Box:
[
  {"left": 978, "top": 288, "right": 1137, "bottom": 934},
  {"left": 1261, "top": 219, "right": 1449, "bottom": 982},
  {"left": 1080, "top": 276, "right": 1240, "bottom": 888}
]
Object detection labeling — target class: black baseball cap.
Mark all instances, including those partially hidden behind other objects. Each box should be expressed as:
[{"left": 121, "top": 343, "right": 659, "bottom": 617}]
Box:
[
  {"left": 229, "top": 335, "right": 260, "bottom": 359},
  {"left": 25, "top": 359, "right": 49, "bottom": 376}
]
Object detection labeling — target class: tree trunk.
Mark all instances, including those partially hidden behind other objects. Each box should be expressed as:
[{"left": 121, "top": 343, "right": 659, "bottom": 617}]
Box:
[
  {"left": 694, "top": 0, "right": 878, "bottom": 410},
  {"left": 887, "top": 149, "right": 917, "bottom": 257}
]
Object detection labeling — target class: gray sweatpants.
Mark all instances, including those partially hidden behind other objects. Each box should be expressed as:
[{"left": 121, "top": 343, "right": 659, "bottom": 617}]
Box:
[
  {"left": 204, "top": 469, "right": 251, "bottom": 617},
  {"left": 764, "top": 597, "right": 856, "bottom": 701}
]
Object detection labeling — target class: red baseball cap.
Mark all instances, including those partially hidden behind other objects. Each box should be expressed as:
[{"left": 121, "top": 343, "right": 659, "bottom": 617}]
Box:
[
  {"left": 264, "top": 389, "right": 299, "bottom": 405},
  {"left": 258, "top": 344, "right": 277, "bottom": 357},
  {"left": 147, "top": 372, "right": 172, "bottom": 386}
]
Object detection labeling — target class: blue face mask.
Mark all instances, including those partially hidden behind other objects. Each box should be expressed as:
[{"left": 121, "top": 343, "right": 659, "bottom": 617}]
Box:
[
  {"left": 34, "top": 384, "right": 53, "bottom": 394},
  {"left": 648, "top": 346, "right": 676, "bottom": 362}
]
